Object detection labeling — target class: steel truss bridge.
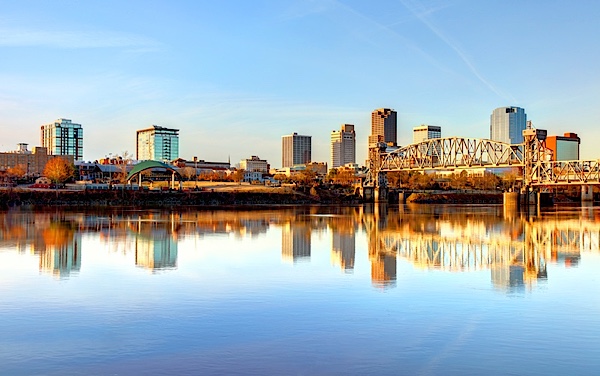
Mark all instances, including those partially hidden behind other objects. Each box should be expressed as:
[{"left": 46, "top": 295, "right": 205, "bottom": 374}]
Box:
[{"left": 367, "top": 130, "right": 600, "bottom": 187}]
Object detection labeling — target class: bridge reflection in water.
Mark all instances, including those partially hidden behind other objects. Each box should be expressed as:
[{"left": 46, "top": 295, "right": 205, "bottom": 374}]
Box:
[
  {"left": 1, "top": 206, "right": 598, "bottom": 289},
  {"left": 362, "top": 203, "right": 599, "bottom": 290}
]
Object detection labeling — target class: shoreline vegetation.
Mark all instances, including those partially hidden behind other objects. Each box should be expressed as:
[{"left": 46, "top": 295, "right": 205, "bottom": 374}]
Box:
[
  {"left": 0, "top": 181, "right": 585, "bottom": 209},
  {"left": 0, "top": 183, "right": 509, "bottom": 209}
]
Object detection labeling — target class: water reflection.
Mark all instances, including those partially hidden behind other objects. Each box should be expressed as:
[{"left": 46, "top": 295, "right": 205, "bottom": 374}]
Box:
[{"left": 1, "top": 205, "right": 599, "bottom": 290}]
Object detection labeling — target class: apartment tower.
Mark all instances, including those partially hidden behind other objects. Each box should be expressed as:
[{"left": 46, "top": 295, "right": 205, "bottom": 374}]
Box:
[
  {"left": 136, "top": 125, "right": 179, "bottom": 161},
  {"left": 41, "top": 118, "right": 84, "bottom": 161},
  {"left": 330, "top": 124, "right": 356, "bottom": 168}
]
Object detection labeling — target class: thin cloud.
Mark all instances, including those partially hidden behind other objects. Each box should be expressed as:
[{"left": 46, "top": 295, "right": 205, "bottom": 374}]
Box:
[
  {"left": 0, "top": 27, "right": 159, "bottom": 49},
  {"left": 398, "top": 0, "right": 517, "bottom": 102}
]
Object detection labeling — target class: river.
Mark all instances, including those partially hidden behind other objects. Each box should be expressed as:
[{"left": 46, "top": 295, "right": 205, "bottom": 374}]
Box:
[{"left": 1, "top": 204, "right": 599, "bottom": 375}]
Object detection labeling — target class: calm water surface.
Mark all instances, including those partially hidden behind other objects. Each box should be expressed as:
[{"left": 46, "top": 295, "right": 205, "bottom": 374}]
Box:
[{"left": 1, "top": 204, "right": 599, "bottom": 375}]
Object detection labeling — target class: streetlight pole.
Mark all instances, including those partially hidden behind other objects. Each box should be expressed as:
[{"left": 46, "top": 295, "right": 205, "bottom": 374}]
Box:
[{"left": 193, "top": 156, "right": 198, "bottom": 189}]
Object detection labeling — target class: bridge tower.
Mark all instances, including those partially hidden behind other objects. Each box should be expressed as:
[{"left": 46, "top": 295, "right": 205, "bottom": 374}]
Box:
[
  {"left": 522, "top": 127, "right": 549, "bottom": 205},
  {"left": 366, "top": 142, "right": 389, "bottom": 202}
]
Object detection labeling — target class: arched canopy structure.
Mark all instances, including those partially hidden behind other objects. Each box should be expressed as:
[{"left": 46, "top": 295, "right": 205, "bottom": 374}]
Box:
[{"left": 126, "top": 160, "right": 182, "bottom": 187}]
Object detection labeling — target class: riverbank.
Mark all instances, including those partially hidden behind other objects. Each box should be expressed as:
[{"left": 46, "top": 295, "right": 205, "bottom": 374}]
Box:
[
  {"left": 0, "top": 187, "right": 513, "bottom": 209},
  {"left": 404, "top": 191, "right": 503, "bottom": 204},
  {"left": 0, "top": 187, "right": 361, "bottom": 209}
]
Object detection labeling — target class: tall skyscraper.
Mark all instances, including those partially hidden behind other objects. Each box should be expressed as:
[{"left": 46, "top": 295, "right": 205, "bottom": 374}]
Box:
[
  {"left": 281, "top": 132, "right": 311, "bottom": 168},
  {"left": 41, "top": 118, "right": 84, "bottom": 161},
  {"left": 369, "top": 108, "right": 397, "bottom": 147},
  {"left": 136, "top": 125, "right": 179, "bottom": 161},
  {"left": 490, "top": 107, "right": 527, "bottom": 144},
  {"left": 413, "top": 125, "right": 441, "bottom": 144},
  {"left": 330, "top": 124, "right": 356, "bottom": 168}
]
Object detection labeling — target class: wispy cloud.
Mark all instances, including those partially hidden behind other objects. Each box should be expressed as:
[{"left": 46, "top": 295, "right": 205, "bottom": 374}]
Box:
[
  {"left": 398, "top": 0, "right": 517, "bottom": 102},
  {"left": 0, "top": 27, "right": 159, "bottom": 50}
]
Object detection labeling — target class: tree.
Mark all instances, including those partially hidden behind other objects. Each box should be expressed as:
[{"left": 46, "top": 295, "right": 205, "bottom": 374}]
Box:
[
  {"left": 293, "top": 169, "right": 317, "bottom": 187},
  {"left": 113, "top": 151, "right": 133, "bottom": 184},
  {"left": 232, "top": 169, "right": 245, "bottom": 184},
  {"left": 6, "top": 165, "right": 26, "bottom": 181},
  {"left": 501, "top": 169, "right": 521, "bottom": 191},
  {"left": 43, "top": 157, "right": 74, "bottom": 186},
  {"left": 180, "top": 167, "right": 196, "bottom": 181}
]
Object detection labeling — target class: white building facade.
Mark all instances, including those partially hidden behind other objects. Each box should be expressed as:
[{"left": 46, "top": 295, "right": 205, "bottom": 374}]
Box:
[
  {"left": 330, "top": 124, "right": 356, "bottom": 168},
  {"left": 240, "top": 156, "right": 269, "bottom": 173}
]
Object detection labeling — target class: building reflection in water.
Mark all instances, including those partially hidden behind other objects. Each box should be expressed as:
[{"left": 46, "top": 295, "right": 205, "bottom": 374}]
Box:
[
  {"left": 331, "top": 232, "right": 355, "bottom": 272},
  {"left": 281, "top": 221, "right": 311, "bottom": 263},
  {"left": 0, "top": 206, "right": 598, "bottom": 289},
  {"left": 37, "top": 222, "right": 81, "bottom": 278},
  {"left": 134, "top": 231, "right": 177, "bottom": 271}
]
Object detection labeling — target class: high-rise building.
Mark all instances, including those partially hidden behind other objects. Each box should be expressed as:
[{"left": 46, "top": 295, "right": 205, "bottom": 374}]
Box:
[
  {"left": 546, "top": 133, "right": 580, "bottom": 161},
  {"left": 413, "top": 125, "right": 441, "bottom": 144},
  {"left": 281, "top": 133, "right": 311, "bottom": 168},
  {"left": 41, "top": 118, "right": 84, "bottom": 161},
  {"left": 490, "top": 107, "right": 527, "bottom": 144},
  {"left": 369, "top": 108, "right": 397, "bottom": 147},
  {"left": 330, "top": 124, "right": 356, "bottom": 168},
  {"left": 136, "top": 125, "right": 179, "bottom": 161}
]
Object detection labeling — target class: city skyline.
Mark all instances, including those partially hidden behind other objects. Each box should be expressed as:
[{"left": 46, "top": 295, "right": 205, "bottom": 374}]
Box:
[{"left": 1, "top": 1, "right": 600, "bottom": 166}]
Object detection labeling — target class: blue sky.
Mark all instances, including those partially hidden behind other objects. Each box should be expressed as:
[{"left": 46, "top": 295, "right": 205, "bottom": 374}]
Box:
[{"left": 1, "top": 0, "right": 599, "bottom": 167}]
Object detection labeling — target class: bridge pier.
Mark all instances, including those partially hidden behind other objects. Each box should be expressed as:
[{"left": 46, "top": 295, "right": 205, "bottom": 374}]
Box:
[
  {"left": 362, "top": 186, "right": 374, "bottom": 202},
  {"left": 503, "top": 191, "right": 520, "bottom": 209},
  {"left": 374, "top": 187, "right": 388, "bottom": 203},
  {"left": 398, "top": 191, "right": 406, "bottom": 204},
  {"left": 581, "top": 185, "right": 593, "bottom": 202}
]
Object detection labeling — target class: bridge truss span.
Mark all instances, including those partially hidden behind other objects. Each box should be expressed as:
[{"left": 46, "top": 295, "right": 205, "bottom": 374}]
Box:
[
  {"left": 379, "top": 137, "right": 524, "bottom": 172},
  {"left": 531, "top": 159, "right": 600, "bottom": 186}
]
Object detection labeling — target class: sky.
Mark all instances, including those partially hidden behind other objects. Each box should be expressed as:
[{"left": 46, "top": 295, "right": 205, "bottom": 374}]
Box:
[{"left": 1, "top": 0, "right": 600, "bottom": 168}]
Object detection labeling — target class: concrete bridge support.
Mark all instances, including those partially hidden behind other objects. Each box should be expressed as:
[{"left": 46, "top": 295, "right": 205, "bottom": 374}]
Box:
[
  {"left": 581, "top": 185, "right": 593, "bottom": 202},
  {"left": 398, "top": 191, "right": 406, "bottom": 204},
  {"left": 362, "top": 186, "right": 374, "bottom": 202},
  {"left": 374, "top": 187, "right": 388, "bottom": 203},
  {"left": 503, "top": 191, "right": 520, "bottom": 208}
]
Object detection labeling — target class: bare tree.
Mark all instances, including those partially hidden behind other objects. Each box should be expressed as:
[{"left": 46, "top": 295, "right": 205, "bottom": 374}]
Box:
[
  {"left": 180, "top": 167, "right": 196, "bottom": 181},
  {"left": 113, "top": 151, "right": 133, "bottom": 184}
]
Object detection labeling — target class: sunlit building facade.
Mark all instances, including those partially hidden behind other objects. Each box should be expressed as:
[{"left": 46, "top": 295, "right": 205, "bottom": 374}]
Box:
[
  {"left": 282, "top": 133, "right": 311, "bottom": 168},
  {"left": 136, "top": 125, "right": 179, "bottom": 161},
  {"left": 240, "top": 156, "right": 269, "bottom": 173},
  {"left": 413, "top": 125, "right": 441, "bottom": 144},
  {"left": 369, "top": 108, "right": 397, "bottom": 147},
  {"left": 0, "top": 145, "right": 72, "bottom": 178},
  {"left": 41, "top": 118, "right": 84, "bottom": 161},
  {"left": 490, "top": 107, "right": 527, "bottom": 144},
  {"left": 330, "top": 124, "right": 356, "bottom": 168}
]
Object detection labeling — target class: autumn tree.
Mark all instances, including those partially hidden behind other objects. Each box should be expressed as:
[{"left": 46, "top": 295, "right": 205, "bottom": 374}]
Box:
[
  {"left": 336, "top": 170, "right": 357, "bottom": 186},
  {"left": 232, "top": 169, "right": 245, "bottom": 184},
  {"left": 501, "top": 169, "right": 521, "bottom": 191},
  {"left": 43, "top": 157, "right": 74, "bottom": 186},
  {"left": 6, "top": 165, "right": 26, "bottom": 181},
  {"left": 293, "top": 169, "right": 317, "bottom": 187}
]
